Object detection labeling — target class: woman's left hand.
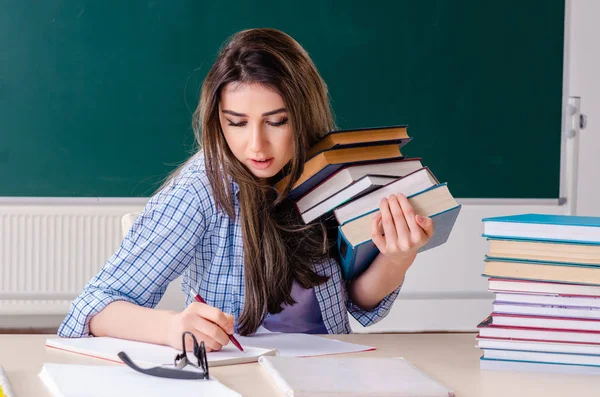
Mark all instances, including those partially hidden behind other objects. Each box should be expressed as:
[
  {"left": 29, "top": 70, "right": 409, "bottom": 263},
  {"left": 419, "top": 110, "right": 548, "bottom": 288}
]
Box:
[{"left": 371, "top": 193, "right": 434, "bottom": 272}]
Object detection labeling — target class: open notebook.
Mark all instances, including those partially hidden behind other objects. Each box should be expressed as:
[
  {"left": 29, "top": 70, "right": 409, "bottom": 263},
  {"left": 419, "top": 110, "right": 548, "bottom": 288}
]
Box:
[
  {"left": 46, "top": 337, "right": 276, "bottom": 367},
  {"left": 47, "top": 333, "right": 373, "bottom": 366},
  {"left": 39, "top": 363, "right": 240, "bottom": 397},
  {"left": 259, "top": 356, "right": 455, "bottom": 397},
  {"left": 235, "top": 331, "right": 374, "bottom": 357}
]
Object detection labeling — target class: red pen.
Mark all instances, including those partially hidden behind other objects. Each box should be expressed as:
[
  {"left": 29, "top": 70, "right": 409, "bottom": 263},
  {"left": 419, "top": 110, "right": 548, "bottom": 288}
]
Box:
[{"left": 189, "top": 288, "right": 244, "bottom": 352}]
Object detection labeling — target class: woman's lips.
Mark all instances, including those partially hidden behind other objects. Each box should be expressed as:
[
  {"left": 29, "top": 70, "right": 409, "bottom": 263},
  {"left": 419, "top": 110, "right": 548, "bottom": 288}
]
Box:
[{"left": 250, "top": 158, "right": 274, "bottom": 170}]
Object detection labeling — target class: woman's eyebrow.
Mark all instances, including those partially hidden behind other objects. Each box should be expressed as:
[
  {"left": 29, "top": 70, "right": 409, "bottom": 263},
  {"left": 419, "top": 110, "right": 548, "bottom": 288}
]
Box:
[
  {"left": 261, "top": 108, "right": 287, "bottom": 117},
  {"left": 221, "top": 108, "right": 287, "bottom": 117}
]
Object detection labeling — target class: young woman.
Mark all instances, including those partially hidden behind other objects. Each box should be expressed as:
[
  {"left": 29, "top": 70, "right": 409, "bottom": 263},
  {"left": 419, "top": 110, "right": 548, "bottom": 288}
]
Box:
[{"left": 58, "top": 28, "right": 434, "bottom": 351}]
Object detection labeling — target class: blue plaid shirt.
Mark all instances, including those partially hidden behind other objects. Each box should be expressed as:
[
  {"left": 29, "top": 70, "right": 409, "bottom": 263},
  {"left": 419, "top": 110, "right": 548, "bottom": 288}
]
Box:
[{"left": 58, "top": 154, "right": 401, "bottom": 337}]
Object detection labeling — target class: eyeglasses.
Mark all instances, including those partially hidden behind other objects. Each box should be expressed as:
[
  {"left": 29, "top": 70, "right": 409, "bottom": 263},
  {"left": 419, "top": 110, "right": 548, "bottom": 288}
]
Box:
[{"left": 117, "top": 332, "right": 210, "bottom": 380}]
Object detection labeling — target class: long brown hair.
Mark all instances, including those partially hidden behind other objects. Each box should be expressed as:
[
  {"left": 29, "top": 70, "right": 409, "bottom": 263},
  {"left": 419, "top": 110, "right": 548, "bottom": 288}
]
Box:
[{"left": 183, "top": 29, "right": 336, "bottom": 335}]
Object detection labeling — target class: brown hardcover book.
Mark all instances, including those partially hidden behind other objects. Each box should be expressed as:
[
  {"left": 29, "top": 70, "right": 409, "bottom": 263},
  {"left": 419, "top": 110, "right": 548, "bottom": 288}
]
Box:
[
  {"left": 275, "top": 144, "right": 404, "bottom": 199},
  {"left": 488, "top": 239, "right": 600, "bottom": 265},
  {"left": 483, "top": 259, "right": 600, "bottom": 285},
  {"left": 306, "top": 125, "right": 410, "bottom": 160}
]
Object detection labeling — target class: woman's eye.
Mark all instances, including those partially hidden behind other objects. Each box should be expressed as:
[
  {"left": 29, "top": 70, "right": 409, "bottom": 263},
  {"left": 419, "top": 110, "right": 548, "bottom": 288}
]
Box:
[
  {"left": 228, "top": 120, "right": 247, "bottom": 127},
  {"left": 267, "top": 117, "right": 289, "bottom": 127}
]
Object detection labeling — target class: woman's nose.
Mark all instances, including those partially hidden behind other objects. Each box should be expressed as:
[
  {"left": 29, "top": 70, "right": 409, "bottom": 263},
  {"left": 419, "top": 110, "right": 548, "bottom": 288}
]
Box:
[{"left": 249, "top": 124, "right": 267, "bottom": 153}]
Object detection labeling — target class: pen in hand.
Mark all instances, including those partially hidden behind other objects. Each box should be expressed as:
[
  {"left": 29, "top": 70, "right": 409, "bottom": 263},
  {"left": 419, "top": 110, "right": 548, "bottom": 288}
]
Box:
[{"left": 189, "top": 288, "right": 244, "bottom": 352}]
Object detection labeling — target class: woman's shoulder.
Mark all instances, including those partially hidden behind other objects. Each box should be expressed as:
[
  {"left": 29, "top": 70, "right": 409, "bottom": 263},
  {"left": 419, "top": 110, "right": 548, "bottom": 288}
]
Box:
[
  {"left": 149, "top": 153, "right": 215, "bottom": 209},
  {"left": 173, "top": 153, "right": 210, "bottom": 190},
  {"left": 151, "top": 153, "right": 238, "bottom": 213}
]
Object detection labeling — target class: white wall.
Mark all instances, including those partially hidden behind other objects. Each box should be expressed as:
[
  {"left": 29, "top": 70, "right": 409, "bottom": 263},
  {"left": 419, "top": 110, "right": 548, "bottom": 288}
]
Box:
[{"left": 569, "top": 0, "right": 600, "bottom": 217}]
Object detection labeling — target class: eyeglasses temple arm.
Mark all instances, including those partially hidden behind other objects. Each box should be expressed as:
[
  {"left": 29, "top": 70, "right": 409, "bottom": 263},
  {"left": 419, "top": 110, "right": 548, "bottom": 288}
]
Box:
[{"left": 117, "top": 351, "right": 204, "bottom": 380}]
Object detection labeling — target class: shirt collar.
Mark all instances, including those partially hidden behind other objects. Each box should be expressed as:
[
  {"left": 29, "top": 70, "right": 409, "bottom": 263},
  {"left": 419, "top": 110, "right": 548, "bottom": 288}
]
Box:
[{"left": 230, "top": 178, "right": 240, "bottom": 198}]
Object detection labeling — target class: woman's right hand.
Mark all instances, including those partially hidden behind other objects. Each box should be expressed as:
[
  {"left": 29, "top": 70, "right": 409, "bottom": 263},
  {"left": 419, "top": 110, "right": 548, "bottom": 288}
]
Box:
[{"left": 165, "top": 302, "right": 235, "bottom": 352}]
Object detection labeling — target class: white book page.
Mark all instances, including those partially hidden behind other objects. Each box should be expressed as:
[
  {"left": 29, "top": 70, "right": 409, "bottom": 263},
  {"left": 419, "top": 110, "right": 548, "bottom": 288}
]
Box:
[
  {"left": 236, "top": 330, "right": 374, "bottom": 357},
  {"left": 39, "top": 363, "right": 240, "bottom": 397},
  {"left": 46, "top": 337, "right": 275, "bottom": 366}
]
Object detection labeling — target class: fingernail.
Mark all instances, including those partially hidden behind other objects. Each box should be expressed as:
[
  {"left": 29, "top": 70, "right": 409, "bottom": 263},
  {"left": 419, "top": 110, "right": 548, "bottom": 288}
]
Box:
[{"left": 416, "top": 215, "right": 425, "bottom": 223}]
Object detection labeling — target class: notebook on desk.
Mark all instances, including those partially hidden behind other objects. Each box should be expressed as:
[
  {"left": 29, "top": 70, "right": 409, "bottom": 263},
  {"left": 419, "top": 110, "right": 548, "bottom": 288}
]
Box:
[
  {"left": 235, "top": 331, "right": 374, "bottom": 357},
  {"left": 258, "top": 356, "right": 455, "bottom": 397},
  {"left": 46, "top": 336, "right": 276, "bottom": 367},
  {"left": 39, "top": 363, "right": 241, "bottom": 397},
  {"left": 47, "top": 333, "right": 373, "bottom": 366}
]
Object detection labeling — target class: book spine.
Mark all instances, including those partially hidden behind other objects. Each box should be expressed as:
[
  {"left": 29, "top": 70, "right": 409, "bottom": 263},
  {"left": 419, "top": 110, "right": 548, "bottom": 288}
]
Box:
[
  {"left": 337, "top": 205, "right": 461, "bottom": 280},
  {"left": 337, "top": 230, "right": 379, "bottom": 280},
  {"left": 289, "top": 164, "right": 343, "bottom": 200},
  {"left": 257, "top": 358, "right": 294, "bottom": 397}
]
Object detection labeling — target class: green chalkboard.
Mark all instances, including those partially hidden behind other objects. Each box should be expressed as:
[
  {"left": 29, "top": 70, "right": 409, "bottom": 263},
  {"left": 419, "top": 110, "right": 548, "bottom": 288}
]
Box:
[{"left": 1, "top": 1, "right": 564, "bottom": 198}]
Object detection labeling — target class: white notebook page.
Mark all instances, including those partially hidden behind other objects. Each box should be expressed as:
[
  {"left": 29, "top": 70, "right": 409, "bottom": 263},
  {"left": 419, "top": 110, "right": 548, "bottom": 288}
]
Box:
[{"left": 39, "top": 363, "right": 240, "bottom": 397}]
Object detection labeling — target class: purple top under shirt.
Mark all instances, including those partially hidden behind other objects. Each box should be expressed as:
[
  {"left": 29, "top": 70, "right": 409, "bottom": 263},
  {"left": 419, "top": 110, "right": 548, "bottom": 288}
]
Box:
[{"left": 262, "top": 281, "right": 327, "bottom": 334}]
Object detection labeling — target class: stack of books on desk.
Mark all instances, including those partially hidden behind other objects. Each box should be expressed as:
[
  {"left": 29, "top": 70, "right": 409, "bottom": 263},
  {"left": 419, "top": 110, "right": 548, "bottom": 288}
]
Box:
[
  {"left": 477, "top": 213, "right": 600, "bottom": 375},
  {"left": 274, "top": 125, "right": 461, "bottom": 280}
]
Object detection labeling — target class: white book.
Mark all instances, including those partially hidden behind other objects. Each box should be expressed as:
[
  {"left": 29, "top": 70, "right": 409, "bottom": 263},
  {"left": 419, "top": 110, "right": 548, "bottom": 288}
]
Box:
[
  {"left": 491, "top": 313, "right": 600, "bottom": 331},
  {"left": 334, "top": 167, "right": 438, "bottom": 225},
  {"left": 481, "top": 214, "right": 600, "bottom": 243},
  {"left": 477, "top": 337, "right": 600, "bottom": 355},
  {"left": 258, "top": 356, "right": 454, "bottom": 397},
  {"left": 495, "top": 292, "right": 600, "bottom": 308},
  {"left": 478, "top": 325, "right": 600, "bottom": 344},
  {"left": 46, "top": 336, "right": 277, "bottom": 367},
  {"left": 295, "top": 159, "right": 422, "bottom": 214},
  {"left": 483, "top": 348, "right": 600, "bottom": 366},
  {"left": 301, "top": 174, "right": 397, "bottom": 223},
  {"left": 489, "top": 278, "right": 600, "bottom": 296},
  {"left": 480, "top": 357, "right": 600, "bottom": 375},
  {"left": 39, "top": 363, "right": 240, "bottom": 397},
  {"left": 493, "top": 301, "right": 600, "bottom": 319}
]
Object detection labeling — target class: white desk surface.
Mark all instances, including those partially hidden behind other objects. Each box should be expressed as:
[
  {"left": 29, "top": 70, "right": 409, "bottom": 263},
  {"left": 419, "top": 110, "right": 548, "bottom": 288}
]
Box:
[{"left": 1, "top": 333, "right": 600, "bottom": 396}]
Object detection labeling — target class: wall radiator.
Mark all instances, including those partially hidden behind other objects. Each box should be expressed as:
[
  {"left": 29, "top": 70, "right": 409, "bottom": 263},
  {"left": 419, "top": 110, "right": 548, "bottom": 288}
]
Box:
[{"left": 0, "top": 202, "right": 144, "bottom": 316}]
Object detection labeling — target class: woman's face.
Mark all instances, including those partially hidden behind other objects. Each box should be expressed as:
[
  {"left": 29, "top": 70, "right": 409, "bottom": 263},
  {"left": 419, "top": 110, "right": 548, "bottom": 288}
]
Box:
[{"left": 219, "top": 82, "right": 294, "bottom": 179}]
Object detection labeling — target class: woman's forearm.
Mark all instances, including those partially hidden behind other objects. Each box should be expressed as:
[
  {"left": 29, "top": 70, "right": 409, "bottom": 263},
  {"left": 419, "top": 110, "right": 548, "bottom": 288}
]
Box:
[
  {"left": 349, "top": 252, "right": 411, "bottom": 310},
  {"left": 89, "top": 301, "right": 175, "bottom": 345}
]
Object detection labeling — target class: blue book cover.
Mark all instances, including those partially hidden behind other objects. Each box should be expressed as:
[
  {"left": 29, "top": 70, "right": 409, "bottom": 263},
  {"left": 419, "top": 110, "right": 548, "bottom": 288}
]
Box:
[
  {"left": 483, "top": 257, "right": 600, "bottom": 269},
  {"left": 484, "top": 255, "right": 600, "bottom": 267},
  {"left": 337, "top": 205, "right": 461, "bottom": 280},
  {"left": 482, "top": 213, "right": 600, "bottom": 227},
  {"left": 485, "top": 236, "right": 600, "bottom": 246},
  {"left": 482, "top": 214, "right": 600, "bottom": 244}
]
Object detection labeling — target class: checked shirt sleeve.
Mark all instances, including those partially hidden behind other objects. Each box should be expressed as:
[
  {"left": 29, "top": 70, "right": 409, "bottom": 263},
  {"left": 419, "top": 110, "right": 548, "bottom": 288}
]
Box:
[
  {"left": 346, "top": 282, "right": 402, "bottom": 327},
  {"left": 58, "top": 183, "right": 207, "bottom": 337}
]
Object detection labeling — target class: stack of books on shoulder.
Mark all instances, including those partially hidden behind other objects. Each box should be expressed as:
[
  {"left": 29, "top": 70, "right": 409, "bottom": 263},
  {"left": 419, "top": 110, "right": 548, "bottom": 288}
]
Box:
[
  {"left": 274, "top": 125, "right": 461, "bottom": 280},
  {"left": 477, "top": 213, "right": 600, "bottom": 375}
]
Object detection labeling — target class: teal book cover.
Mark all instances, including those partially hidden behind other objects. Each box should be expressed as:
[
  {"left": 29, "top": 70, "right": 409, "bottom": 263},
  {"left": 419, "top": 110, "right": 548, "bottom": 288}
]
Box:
[
  {"left": 484, "top": 256, "right": 600, "bottom": 267},
  {"left": 338, "top": 205, "right": 461, "bottom": 280},
  {"left": 483, "top": 257, "right": 600, "bottom": 269},
  {"left": 482, "top": 214, "right": 600, "bottom": 244},
  {"left": 482, "top": 214, "right": 600, "bottom": 227}
]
